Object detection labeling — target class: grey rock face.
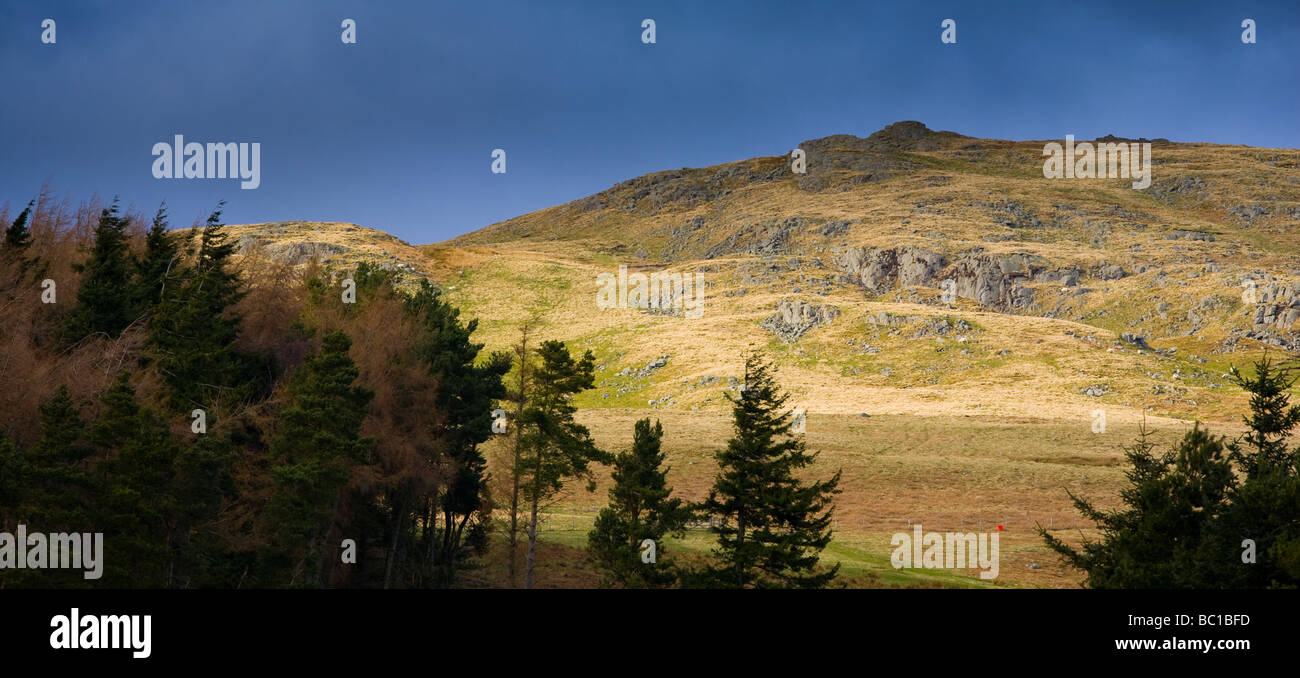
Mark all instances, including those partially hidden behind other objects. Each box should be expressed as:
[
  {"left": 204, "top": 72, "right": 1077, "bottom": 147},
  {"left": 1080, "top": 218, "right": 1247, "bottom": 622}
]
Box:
[
  {"left": 1244, "top": 282, "right": 1300, "bottom": 349},
  {"left": 835, "top": 246, "right": 1054, "bottom": 311},
  {"left": 834, "top": 245, "right": 947, "bottom": 293},
  {"left": 946, "top": 253, "right": 1046, "bottom": 309},
  {"left": 268, "top": 241, "right": 348, "bottom": 263}
]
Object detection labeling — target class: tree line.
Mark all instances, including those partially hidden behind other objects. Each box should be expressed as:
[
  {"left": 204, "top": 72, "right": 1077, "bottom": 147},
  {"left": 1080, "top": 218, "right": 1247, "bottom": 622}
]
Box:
[{"left": 0, "top": 194, "right": 843, "bottom": 588}]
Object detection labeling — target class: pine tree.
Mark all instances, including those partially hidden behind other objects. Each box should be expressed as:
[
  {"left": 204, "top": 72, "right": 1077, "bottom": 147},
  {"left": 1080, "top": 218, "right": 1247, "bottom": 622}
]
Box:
[
  {"left": 517, "top": 340, "right": 609, "bottom": 588},
  {"left": 1225, "top": 357, "right": 1300, "bottom": 477},
  {"left": 407, "top": 281, "right": 511, "bottom": 587},
  {"left": 1218, "top": 356, "right": 1300, "bottom": 587},
  {"left": 0, "top": 428, "right": 27, "bottom": 530},
  {"left": 1040, "top": 423, "right": 1235, "bottom": 588},
  {"left": 149, "top": 202, "right": 261, "bottom": 410},
  {"left": 267, "top": 330, "right": 374, "bottom": 587},
  {"left": 91, "top": 371, "right": 182, "bottom": 587},
  {"left": 26, "top": 386, "right": 96, "bottom": 529},
  {"left": 588, "top": 418, "right": 690, "bottom": 587},
  {"left": 63, "top": 200, "right": 136, "bottom": 342},
  {"left": 503, "top": 320, "right": 537, "bottom": 587},
  {"left": 698, "top": 352, "right": 842, "bottom": 588},
  {"left": 3, "top": 200, "right": 34, "bottom": 251},
  {"left": 133, "top": 203, "right": 180, "bottom": 316}
]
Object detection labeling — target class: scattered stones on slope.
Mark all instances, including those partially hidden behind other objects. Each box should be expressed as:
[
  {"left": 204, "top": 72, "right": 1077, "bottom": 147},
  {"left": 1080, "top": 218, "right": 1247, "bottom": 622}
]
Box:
[
  {"left": 974, "top": 199, "right": 1042, "bottom": 229},
  {"left": 616, "top": 354, "right": 670, "bottom": 378},
  {"left": 1120, "top": 332, "right": 1152, "bottom": 350},
  {"left": 1148, "top": 175, "right": 1209, "bottom": 204}
]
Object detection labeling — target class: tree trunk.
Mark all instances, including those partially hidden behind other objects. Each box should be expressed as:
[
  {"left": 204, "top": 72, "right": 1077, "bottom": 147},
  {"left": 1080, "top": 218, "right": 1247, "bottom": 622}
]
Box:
[
  {"left": 507, "top": 324, "right": 530, "bottom": 588},
  {"left": 735, "top": 514, "right": 746, "bottom": 589},
  {"left": 525, "top": 487, "right": 540, "bottom": 589},
  {"left": 384, "top": 501, "right": 403, "bottom": 589}
]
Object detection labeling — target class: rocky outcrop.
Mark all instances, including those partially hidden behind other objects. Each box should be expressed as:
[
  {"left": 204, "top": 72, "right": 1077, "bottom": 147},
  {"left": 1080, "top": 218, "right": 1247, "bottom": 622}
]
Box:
[
  {"left": 760, "top": 300, "right": 839, "bottom": 342},
  {"left": 792, "top": 122, "right": 965, "bottom": 192},
  {"left": 1244, "top": 282, "right": 1300, "bottom": 349},
  {"left": 836, "top": 246, "right": 1069, "bottom": 311},
  {"left": 945, "top": 253, "right": 1047, "bottom": 309},
  {"left": 834, "top": 245, "right": 947, "bottom": 293},
  {"left": 266, "top": 241, "right": 348, "bottom": 264}
]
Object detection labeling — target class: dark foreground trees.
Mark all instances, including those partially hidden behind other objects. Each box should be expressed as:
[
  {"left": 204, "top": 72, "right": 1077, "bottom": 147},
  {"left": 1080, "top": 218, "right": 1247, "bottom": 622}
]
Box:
[
  {"left": 1043, "top": 355, "right": 1300, "bottom": 588},
  {"left": 696, "top": 352, "right": 842, "bottom": 588},
  {"left": 588, "top": 418, "right": 690, "bottom": 587},
  {"left": 516, "top": 340, "right": 610, "bottom": 588}
]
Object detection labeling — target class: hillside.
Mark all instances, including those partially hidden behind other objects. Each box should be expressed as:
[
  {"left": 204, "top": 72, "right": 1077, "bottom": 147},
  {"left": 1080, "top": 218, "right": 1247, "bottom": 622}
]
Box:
[{"left": 227, "top": 121, "right": 1300, "bottom": 587}]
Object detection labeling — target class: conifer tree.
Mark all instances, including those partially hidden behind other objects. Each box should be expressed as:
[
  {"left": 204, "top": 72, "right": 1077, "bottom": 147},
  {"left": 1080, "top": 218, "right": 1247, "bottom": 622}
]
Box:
[
  {"left": 150, "top": 202, "right": 260, "bottom": 410},
  {"left": 1040, "top": 423, "right": 1235, "bottom": 588},
  {"left": 698, "top": 352, "right": 841, "bottom": 588},
  {"left": 1218, "top": 356, "right": 1300, "bottom": 587},
  {"left": 267, "top": 330, "right": 374, "bottom": 587},
  {"left": 1042, "top": 356, "right": 1300, "bottom": 589},
  {"left": 1224, "top": 357, "right": 1300, "bottom": 477},
  {"left": 0, "top": 429, "right": 26, "bottom": 530},
  {"left": 26, "top": 386, "right": 96, "bottom": 529},
  {"left": 63, "top": 200, "right": 135, "bottom": 341},
  {"left": 3, "top": 200, "right": 34, "bottom": 251},
  {"left": 504, "top": 320, "right": 537, "bottom": 588},
  {"left": 91, "top": 371, "right": 182, "bottom": 587},
  {"left": 588, "top": 418, "right": 690, "bottom": 587},
  {"left": 407, "top": 281, "right": 511, "bottom": 587},
  {"left": 517, "top": 340, "right": 609, "bottom": 588},
  {"left": 133, "top": 203, "right": 180, "bottom": 315}
]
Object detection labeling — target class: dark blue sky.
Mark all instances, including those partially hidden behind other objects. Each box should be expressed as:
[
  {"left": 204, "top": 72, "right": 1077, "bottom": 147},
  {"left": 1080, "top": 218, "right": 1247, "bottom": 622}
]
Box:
[{"left": 2, "top": 1, "right": 1296, "bottom": 243}]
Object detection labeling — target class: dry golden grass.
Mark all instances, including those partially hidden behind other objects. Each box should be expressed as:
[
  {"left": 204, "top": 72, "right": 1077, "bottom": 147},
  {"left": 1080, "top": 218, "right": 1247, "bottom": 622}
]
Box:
[{"left": 225, "top": 128, "right": 1300, "bottom": 587}]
